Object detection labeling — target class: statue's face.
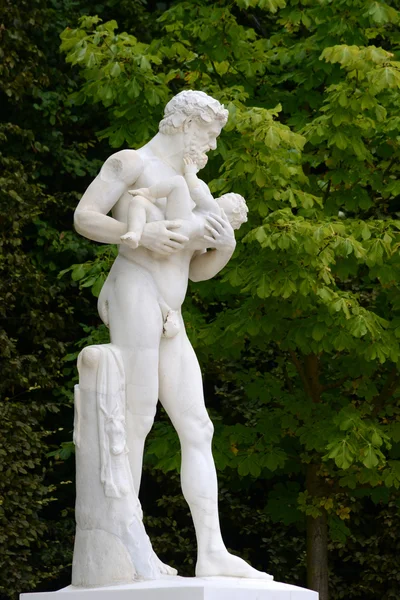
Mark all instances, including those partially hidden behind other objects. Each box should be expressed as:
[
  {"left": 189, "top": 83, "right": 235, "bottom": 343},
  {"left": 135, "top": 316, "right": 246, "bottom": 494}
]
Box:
[{"left": 183, "top": 119, "right": 222, "bottom": 170}]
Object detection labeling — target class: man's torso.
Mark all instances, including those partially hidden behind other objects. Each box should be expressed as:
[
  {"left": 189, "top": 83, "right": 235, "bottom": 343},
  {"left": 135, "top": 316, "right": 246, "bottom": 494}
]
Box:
[{"left": 111, "top": 147, "right": 209, "bottom": 309}]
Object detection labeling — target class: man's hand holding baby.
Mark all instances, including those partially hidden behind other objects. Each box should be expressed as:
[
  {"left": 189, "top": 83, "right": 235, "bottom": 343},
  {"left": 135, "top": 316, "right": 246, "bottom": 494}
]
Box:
[{"left": 204, "top": 211, "right": 236, "bottom": 252}]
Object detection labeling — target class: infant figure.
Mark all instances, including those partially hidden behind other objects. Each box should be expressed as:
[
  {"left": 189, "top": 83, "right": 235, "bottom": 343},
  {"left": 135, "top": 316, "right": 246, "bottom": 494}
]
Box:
[
  {"left": 120, "top": 157, "right": 248, "bottom": 337},
  {"left": 120, "top": 156, "right": 248, "bottom": 248}
]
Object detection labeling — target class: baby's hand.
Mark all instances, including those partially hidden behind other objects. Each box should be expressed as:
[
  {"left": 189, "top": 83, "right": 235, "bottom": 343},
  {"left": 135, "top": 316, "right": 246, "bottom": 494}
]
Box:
[
  {"left": 120, "top": 231, "right": 141, "bottom": 249},
  {"left": 183, "top": 156, "right": 199, "bottom": 175},
  {"left": 128, "top": 187, "right": 155, "bottom": 202}
]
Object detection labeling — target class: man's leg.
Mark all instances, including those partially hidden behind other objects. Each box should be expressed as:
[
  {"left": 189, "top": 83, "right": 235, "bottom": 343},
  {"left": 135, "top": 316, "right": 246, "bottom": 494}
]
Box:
[
  {"left": 104, "top": 257, "right": 163, "bottom": 493},
  {"left": 97, "top": 257, "right": 179, "bottom": 577},
  {"left": 158, "top": 327, "right": 272, "bottom": 579},
  {"left": 158, "top": 327, "right": 224, "bottom": 554}
]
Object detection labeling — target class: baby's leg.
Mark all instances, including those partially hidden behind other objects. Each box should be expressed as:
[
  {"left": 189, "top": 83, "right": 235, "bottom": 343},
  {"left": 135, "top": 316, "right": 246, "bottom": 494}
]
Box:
[{"left": 120, "top": 195, "right": 151, "bottom": 249}]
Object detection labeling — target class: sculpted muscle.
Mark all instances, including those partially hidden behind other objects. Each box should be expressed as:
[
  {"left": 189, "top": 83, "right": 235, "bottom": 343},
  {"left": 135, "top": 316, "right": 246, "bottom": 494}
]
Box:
[
  {"left": 74, "top": 150, "right": 144, "bottom": 244},
  {"left": 70, "top": 91, "right": 272, "bottom": 587}
]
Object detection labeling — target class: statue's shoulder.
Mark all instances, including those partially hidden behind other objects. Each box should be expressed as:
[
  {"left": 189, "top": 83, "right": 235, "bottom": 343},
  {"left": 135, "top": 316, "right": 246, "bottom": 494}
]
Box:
[{"left": 100, "top": 149, "right": 144, "bottom": 186}]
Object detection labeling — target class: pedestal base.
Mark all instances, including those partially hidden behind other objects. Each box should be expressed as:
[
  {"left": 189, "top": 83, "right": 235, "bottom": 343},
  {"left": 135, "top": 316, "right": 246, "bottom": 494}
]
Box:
[{"left": 21, "top": 577, "right": 318, "bottom": 600}]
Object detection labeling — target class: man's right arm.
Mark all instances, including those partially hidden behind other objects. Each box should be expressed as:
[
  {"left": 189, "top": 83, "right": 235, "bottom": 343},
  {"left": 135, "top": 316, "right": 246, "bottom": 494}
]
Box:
[
  {"left": 74, "top": 150, "right": 143, "bottom": 244},
  {"left": 74, "top": 149, "right": 190, "bottom": 254}
]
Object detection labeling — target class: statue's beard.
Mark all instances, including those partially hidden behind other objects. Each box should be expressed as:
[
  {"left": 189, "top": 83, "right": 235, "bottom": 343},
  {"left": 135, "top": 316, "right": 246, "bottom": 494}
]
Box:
[
  {"left": 186, "top": 148, "right": 208, "bottom": 170},
  {"left": 185, "top": 136, "right": 209, "bottom": 171}
]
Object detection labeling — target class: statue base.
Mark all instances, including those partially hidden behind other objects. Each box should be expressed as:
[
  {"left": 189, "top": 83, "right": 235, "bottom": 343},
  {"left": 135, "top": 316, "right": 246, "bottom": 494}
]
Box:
[{"left": 21, "top": 577, "right": 318, "bottom": 600}]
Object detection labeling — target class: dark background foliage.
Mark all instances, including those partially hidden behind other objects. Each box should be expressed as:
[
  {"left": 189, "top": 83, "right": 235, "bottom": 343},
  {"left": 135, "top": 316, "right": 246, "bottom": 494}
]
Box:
[{"left": 1, "top": 1, "right": 399, "bottom": 600}]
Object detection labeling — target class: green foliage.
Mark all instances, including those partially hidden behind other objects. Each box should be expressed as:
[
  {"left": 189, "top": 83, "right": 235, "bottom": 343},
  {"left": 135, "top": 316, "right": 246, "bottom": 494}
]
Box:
[
  {"left": 0, "top": 401, "right": 51, "bottom": 594},
  {"left": 329, "top": 500, "right": 400, "bottom": 599},
  {"left": 0, "top": 0, "right": 106, "bottom": 596},
  {"left": 59, "top": 245, "right": 118, "bottom": 297},
  {"left": 3, "top": 0, "right": 400, "bottom": 597},
  {"left": 59, "top": 2, "right": 400, "bottom": 597},
  {"left": 1, "top": 0, "right": 163, "bottom": 592}
]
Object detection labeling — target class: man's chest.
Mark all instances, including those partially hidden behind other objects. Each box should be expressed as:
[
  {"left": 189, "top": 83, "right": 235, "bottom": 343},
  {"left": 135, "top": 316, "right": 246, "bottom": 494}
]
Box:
[
  {"left": 113, "top": 159, "right": 174, "bottom": 223},
  {"left": 136, "top": 159, "right": 177, "bottom": 188}
]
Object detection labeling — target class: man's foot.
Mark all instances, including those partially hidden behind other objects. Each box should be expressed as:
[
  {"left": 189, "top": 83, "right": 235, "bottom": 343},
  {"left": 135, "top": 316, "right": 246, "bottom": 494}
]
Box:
[
  {"left": 150, "top": 551, "right": 178, "bottom": 577},
  {"left": 196, "top": 550, "right": 273, "bottom": 580}
]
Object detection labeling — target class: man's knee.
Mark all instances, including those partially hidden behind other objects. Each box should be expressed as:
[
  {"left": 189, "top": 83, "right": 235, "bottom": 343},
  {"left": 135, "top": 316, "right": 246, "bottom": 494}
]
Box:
[
  {"left": 129, "top": 414, "right": 155, "bottom": 440},
  {"left": 179, "top": 413, "right": 214, "bottom": 447}
]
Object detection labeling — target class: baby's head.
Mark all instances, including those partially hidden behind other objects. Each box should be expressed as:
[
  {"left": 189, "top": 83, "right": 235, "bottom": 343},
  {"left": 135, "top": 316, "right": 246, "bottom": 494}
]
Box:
[{"left": 216, "top": 193, "right": 248, "bottom": 230}]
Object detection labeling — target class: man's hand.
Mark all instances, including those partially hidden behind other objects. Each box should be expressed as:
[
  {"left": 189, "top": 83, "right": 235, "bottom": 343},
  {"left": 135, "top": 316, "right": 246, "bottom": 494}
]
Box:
[
  {"left": 204, "top": 211, "right": 236, "bottom": 251},
  {"left": 140, "top": 220, "right": 189, "bottom": 255},
  {"left": 189, "top": 210, "right": 236, "bottom": 282}
]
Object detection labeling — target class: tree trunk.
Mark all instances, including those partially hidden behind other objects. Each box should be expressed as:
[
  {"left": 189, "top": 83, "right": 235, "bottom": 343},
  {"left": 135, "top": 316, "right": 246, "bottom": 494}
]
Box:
[{"left": 306, "top": 464, "right": 329, "bottom": 600}]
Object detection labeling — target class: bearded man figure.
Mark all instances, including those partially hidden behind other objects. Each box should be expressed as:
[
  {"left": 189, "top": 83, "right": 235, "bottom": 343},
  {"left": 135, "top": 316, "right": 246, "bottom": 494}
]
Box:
[{"left": 73, "top": 90, "right": 272, "bottom": 581}]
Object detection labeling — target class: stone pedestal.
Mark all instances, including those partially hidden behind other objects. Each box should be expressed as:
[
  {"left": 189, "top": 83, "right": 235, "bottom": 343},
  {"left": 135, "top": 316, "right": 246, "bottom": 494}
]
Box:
[
  {"left": 21, "top": 577, "right": 318, "bottom": 600},
  {"left": 72, "top": 345, "right": 162, "bottom": 585}
]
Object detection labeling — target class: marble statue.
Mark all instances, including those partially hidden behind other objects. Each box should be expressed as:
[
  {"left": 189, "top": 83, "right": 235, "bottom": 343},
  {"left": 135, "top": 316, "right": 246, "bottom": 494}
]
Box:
[{"left": 72, "top": 90, "right": 270, "bottom": 585}]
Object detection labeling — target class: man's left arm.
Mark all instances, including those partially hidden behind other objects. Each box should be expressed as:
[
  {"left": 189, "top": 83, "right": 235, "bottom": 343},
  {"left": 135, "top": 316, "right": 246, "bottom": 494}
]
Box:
[{"left": 189, "top": 213, "right": 236, "bottom": 282}]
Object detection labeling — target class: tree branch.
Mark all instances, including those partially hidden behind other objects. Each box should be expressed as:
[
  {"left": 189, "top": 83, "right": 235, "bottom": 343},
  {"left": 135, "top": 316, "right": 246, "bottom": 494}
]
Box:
[
  {"left": 323, "top": 179, "right": 331, "bottom": 203},
  {"left": 288, "top": 349, "right": 314, "bottom": 400},
  {"left": 383, "top": 156, "right": 397, "bottom": 178},
  {"left": 304, "top": 353, "right": 322, "bottom": 403},
  {"left": 283, "top": 361, "right": 294, "bottom": 393},
  {"left": 320, "top": 375, "right": 364, "bottom": 393}
]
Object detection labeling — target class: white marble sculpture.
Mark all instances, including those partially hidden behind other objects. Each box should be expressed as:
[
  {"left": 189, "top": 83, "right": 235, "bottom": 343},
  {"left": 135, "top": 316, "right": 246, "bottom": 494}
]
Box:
[
  {"left": 73, "top": 345, "right": 161, "bottom": 585},
  {"left": 72, "top": 90, "right": 273, "bottom": 585}
]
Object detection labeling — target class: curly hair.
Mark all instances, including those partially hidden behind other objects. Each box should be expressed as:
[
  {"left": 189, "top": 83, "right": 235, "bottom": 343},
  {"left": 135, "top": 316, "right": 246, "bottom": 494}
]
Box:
[
  {"left": 217, "top": 193, "right": 248, "bottom": 230},
  {"left": 159, "top": 90, "right": 229, "bottom": 134}
]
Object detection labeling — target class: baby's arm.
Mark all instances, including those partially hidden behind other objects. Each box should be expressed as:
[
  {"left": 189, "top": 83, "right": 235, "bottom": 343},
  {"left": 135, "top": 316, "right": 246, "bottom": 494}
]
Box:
[{"left": 183, "top": 157, "right": 221, "bottom": 214}]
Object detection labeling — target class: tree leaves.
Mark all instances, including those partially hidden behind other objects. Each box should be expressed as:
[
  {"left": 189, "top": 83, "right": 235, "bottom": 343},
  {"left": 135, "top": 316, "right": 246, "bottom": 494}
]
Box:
[{"left": 56, "top": 3, "right": 400, "bottom": 595}]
